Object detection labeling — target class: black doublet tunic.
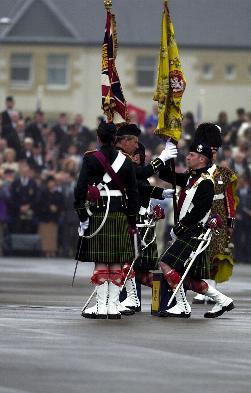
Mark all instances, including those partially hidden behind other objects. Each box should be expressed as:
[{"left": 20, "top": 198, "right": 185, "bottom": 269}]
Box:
[
  {"left": 159, "top": 165, "right": 215, "bottom": 279},
  {"left": 114, "top": 147, "right": 166, "bottom": 271},
  {"left": 159, "top": 165, "right": 214, "bottom": 231},
  {"left": 74, "top": 145, "right": 139, "bottom": 226},
  {"left": 74, "top": 145, "right": 139, "bottom": 264}
]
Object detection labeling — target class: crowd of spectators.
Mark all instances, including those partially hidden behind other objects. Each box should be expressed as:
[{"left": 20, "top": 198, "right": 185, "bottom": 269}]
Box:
[{"left": 0, "top": 96, "right": 250, "bottom": 263}]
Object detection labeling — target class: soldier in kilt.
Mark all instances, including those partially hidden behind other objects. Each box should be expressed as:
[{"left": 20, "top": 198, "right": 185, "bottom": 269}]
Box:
[
  {"left": 125, "top": 144, "right": 174, "bottom": 297},
  {"left": 74, "top": 122, "right": 139, "bottom": 320},
  {"left": 158, "top": 142, "right": 235, "bottom": 318},
  {"left": 191, "top": 123, "right": 238, "bottom": 304},
  {"left": 115, "top": 126, "right": 178, "bottom": 312}
]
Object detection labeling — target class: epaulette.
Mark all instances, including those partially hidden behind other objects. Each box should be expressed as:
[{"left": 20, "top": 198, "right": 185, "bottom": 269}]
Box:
[
  {"left": 192, "top": 172, "right": 214, "bottom": 189},
  {"left": 201, "top": 172, "right": 214, "bottom": 183},
  {"left": 84, "top": 149, "right": 98, "bottom": 156}
]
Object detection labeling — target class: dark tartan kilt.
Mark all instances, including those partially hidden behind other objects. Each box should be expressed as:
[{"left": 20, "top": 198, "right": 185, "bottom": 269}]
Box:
[
  {"left": 161, "top": 226, "right": 210, "bottom": 279},
  {"left": 134, "top": 225, "right": 159, "bottom": 272},
  {"left": 75, "top": 212, "right": 134, "bottom": 264}
]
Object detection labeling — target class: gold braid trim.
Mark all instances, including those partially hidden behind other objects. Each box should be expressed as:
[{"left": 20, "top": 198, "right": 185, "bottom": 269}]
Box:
[{"left": 111, "top": 13, "right": 117, "bottom": 59}]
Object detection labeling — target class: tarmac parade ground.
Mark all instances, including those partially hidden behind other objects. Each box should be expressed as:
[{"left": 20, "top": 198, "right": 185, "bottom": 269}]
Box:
[{"left": 0, "top": 258, "right": 251, "bottom": 393}]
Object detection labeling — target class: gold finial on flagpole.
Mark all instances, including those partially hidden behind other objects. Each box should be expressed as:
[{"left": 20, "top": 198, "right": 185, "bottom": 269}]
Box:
[{"left": 104, "top": 0, "right": 112, "bottom": 11}]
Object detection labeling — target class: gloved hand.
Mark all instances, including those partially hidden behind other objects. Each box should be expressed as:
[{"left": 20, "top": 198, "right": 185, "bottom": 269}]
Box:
[
  {"left": 170, "top": 228, "right": 177, "bottom": 241},
  {"left": 158, "top": 143, "right": 178, "bottom": 163},
  {"left": 162, "top": 189, "right": 175, "bottom": 198},
  {"left": 78, "top": 218, "right": 89, "bottom": 236},
  {"left": 165, "top": 140, "right": 177, "bottom": 150}
]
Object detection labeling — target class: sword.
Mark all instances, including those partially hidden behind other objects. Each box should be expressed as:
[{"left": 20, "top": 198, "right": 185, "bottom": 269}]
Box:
[
  {"left": 81, "top": 287, "right": 97, "bottom": 313},
  {"left": 120, "top": 232, "right": 140, "bottom": 292},
  {"left": 141, "top": 218, "right": 155, "bottom": 247},
  {"left": 71, "top": 235, "right": 84, "bottom": 287},
  {"left": 167, "top": 228, "right": 212, "bottom": 306}
]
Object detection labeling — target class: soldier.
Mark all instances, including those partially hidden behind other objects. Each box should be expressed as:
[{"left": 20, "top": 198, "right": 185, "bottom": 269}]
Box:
[
  {"left": 126, "top": 143, "right": 175, "bottom": 304},
  {"left": 74, "top": 122, "right": 139, "bottom": 320},
  {"left": 116, "top": 123, "right": 177, "bottom": 180},
  {"left": 159, "top": 142, "right": 235, "bottom": 318},
  {"left": 191, "top": 123, "right": 238, "bottom": 304},
  {"left": 115, "top": 124, "right": 177, "bottom": 312}
]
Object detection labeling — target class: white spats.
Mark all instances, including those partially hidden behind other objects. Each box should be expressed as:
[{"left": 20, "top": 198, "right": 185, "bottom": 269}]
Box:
[
  {"left": 120, "top": 278, "right": 141, "bottom": 312},
  {"left": 117, "top": 302, "right": 135, "bottom": 316},
  {"left": 192, "top": 293, "right": 207, "bottom": 304},
  {"left": 107, "top": 282, "right": 121, "bottom": 319},
  {"left": 82, "top": 282, "right": 108, "bottom": 319},
  {"left": 204, "top": 285, "right": 234, "bottom": 318},
  {"left": 82, "top": 304, "right": 97, "bottom": 319},
  {"left": 160, "top": 285, "right": 191, "bottom": 318},
  {"left": 192, "top": 279, "right": 216, "bottom": 304}
]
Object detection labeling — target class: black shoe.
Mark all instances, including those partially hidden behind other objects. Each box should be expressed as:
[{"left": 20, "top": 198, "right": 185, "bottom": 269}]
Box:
[
  {"left": 108, "top": 313, "right": 122, "bottom": 320},
  {"left": 120, "top": 309, "right": 135, "bottom": 316},
  {"left": 95, "top": 314, "right": 108, "bottom": 319},
  {"left": 204, "top": 302, "right": 235, "bottom": 318},
  {"left": 207, "top": 299, "right": 216, "bottom": 305},
  {"left": 81, "top": 311, "right": 96, "bottom": 319},
  {"left": 158, "top": 310, "right": 191, "bottom": 318},
  {"left": 82, "top": 312, "right": 107, "bottom": 319},
  {"left": 126, "top": 305, "right": 141, "bottom": 312}
]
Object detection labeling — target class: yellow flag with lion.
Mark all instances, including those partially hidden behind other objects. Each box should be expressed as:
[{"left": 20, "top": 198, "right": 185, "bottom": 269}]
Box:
[{"left": 153, "top": 1, "right": 186, "bottom": 142}]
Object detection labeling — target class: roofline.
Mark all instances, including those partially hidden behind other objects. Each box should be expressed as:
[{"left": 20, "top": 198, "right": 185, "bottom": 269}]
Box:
[
  {"left": 1, "top": 40, "right": 251, "bottom": 51},
  {"left": 42, "top": 0, "right": 78, "bottom": 39},
  {"left": 0, "top": 0, "right": 77, "bottom": 41},
  {"left": 0, "top": 0, "right": 33, "bottom": 39},
  {"left": 0, "top": 37, "right": 80, "bottom": 44}
]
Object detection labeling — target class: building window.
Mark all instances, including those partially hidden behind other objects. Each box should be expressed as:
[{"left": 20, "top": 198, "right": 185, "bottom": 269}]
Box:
[
  {"left": 202, "top": 63, "right": 213, "bottom": 80},
  {"left": 47, "top": 54, "right": 69, "bottom": 86},
  {"left": 10, "top": 54, "right": 32, "bottom": 85},
  {"left": 136, "top": 56, "right": 156, "bottom": 88},
  {"left": 225, "top": 64, "right": 236, "bottom": 80}
]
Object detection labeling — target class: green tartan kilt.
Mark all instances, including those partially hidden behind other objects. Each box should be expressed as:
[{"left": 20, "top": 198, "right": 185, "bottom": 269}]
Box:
[
  {"left": 75, "top": 212, "right": 134, "bottom": 264},
  {"left": 161, "top": 226, "right": 210, "bottom": 279},
  {"left": 134, "top": 225, "right": 159, "bottom": 272}
]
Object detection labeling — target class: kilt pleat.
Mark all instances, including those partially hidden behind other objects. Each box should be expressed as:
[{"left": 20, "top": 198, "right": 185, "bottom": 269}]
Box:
[
  {"left": 76, "top": 212, "right": 134, "bottom": 264},
  {"left": 161, "top": 226, "right": 210, "bottom": 279}
]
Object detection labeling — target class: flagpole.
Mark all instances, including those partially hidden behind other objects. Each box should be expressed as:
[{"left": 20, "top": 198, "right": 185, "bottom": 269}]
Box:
[
  {"left": 162, "top": 0, "right": 178, "bottom": 223},
  {"left": 154, "top": 0, "right": 184, "bottom": 224}
]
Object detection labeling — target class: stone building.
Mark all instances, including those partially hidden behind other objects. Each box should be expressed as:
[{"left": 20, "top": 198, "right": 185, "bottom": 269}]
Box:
[{"left": 0, "top": 0, "right": 250, "bottom": 126}]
